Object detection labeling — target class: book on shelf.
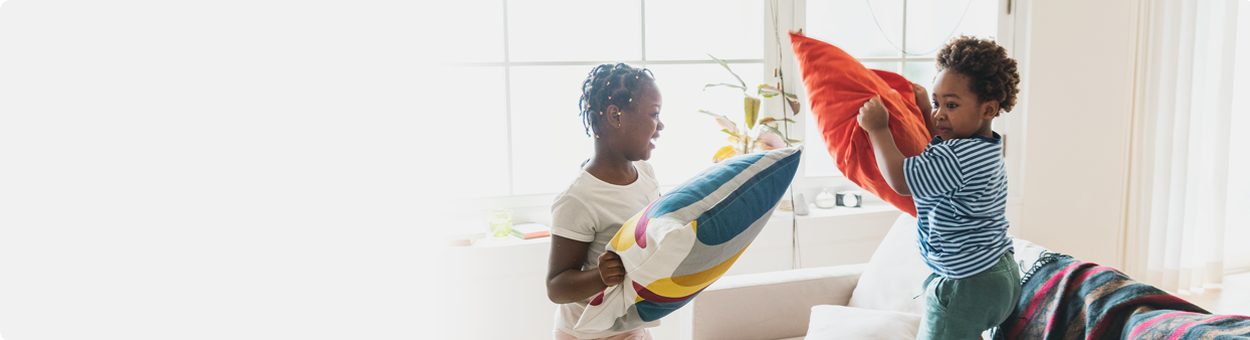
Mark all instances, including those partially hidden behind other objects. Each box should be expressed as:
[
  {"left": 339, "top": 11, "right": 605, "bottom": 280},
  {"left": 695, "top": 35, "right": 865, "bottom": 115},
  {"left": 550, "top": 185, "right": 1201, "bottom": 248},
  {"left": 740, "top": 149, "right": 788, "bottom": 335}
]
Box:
[
  {"left": 511, "top": 222, "right": 550, "bottom": 239},
  {"left": 443, "top": 219, "right": 487, "bottom": 246}
]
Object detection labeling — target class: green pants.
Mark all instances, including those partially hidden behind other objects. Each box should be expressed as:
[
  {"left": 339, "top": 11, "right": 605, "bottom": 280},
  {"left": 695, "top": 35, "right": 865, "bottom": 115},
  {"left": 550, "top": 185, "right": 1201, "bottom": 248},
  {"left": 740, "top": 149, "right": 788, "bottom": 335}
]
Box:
[{"left": 918, "top": 252, "right": 1022, "bottom": 340}]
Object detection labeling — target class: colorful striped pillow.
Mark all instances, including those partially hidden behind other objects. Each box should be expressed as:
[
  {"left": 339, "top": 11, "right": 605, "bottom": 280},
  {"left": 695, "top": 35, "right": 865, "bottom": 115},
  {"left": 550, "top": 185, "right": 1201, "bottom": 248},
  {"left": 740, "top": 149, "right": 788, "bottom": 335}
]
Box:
[{"left": 573, "top": 147, "right": 802, "bottom": 335}]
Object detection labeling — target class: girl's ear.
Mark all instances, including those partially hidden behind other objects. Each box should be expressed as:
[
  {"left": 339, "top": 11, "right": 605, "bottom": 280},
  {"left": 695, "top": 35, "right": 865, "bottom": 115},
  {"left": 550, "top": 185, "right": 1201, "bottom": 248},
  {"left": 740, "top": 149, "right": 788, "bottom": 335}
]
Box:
[{"left": 606, "top": 104, "right": 623, "bottom": 128}]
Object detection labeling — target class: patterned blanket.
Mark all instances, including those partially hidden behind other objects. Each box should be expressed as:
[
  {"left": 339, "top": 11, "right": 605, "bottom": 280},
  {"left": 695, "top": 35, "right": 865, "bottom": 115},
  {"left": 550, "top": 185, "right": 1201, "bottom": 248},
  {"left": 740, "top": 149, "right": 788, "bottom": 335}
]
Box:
[{"left": 994, "top": 253, "right": 1250, "bottom": 340}]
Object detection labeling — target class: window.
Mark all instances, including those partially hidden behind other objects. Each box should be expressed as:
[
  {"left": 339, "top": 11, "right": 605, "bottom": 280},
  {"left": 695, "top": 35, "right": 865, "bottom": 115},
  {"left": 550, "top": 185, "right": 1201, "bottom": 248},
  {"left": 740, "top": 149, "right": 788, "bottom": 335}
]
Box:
[
  {"left": 444, "top": 0, "right": 1010, "bottom": 220},
  {"left": 800, "top": 0, "right": 1001, "bottom": 181},
  {"left": 446, "top": 0, "right": 765, "bottom": 208}
]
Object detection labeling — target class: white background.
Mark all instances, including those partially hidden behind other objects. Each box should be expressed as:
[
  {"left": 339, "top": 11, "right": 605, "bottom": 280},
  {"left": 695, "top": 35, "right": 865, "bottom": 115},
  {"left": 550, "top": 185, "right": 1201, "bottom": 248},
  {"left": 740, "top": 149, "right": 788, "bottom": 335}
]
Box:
[{"left": 2, "top": 1, "right": 452, "bottom": 339}]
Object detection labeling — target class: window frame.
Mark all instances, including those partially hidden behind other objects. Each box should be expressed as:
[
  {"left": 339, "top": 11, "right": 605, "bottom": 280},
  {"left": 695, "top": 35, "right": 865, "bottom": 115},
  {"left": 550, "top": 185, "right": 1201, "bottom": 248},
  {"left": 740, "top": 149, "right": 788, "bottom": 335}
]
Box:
[{"left": 448, "top": 0, "right": 1022, "bottom": 226}]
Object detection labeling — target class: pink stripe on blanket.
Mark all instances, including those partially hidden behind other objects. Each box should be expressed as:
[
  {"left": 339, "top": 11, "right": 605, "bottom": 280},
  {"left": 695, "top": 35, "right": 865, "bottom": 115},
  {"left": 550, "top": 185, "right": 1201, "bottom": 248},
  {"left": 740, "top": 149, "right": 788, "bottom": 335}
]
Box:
[
  {"left": 1129, "top": 311, "right": 1195, "bottom": 338},
  {"left": 1165, "top": 315, "right": 1250, "bottom": 340},
  {"left": 1008, "top": 261, "right": 1093, "bottom": 339},
  {"left": 1089, "top": 295, "right": 1197, "bottom": 339}
]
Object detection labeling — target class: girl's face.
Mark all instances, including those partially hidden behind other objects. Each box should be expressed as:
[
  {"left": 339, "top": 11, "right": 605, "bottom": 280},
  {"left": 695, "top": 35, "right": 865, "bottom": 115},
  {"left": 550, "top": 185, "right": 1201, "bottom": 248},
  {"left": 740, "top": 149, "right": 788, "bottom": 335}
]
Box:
[
  {"left": 930, "top": 69, "right": 997, "bottom": 141},
  {"left": 613, "top": 81, "right": 664, "bottom": 161}
]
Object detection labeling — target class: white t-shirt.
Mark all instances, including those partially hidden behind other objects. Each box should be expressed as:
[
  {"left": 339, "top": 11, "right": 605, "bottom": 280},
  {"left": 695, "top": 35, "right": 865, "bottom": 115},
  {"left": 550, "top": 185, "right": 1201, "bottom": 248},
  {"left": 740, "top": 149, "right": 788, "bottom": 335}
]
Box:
[{"left": 550, "top": 161, "right": 661, "bottom": 339}]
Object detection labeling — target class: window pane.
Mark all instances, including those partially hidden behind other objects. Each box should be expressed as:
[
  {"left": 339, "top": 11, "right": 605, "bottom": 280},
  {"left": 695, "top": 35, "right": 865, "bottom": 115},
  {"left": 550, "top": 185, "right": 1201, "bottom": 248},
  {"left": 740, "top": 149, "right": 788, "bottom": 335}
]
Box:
[
  {"left": 507, "top": 0, "right": 642, "bottom": 62},
  {"left": 445, "top": 0, "right": 505, "bottom": 63},
  {"left": 448, "top": 67, "right": 510, "bottom": 199},
  {"left": 804, "top": 61, "right": 897, "bottom": 177},
  {"left": 905, "top": 0, "right": 999, "bottom": 57},
  {"left": 645, "top": 0, "right": 762, "bottom": 60},
  {"left": 509, "top": 65, "right": 597, "bottom": 196},
  {"left": 807, "top": 0, "right": 903, "bottom": 58},
  {"left": 645, "top": 63, "right": 763, "bottom": 187},
  {"left": 904, "top": 60, "right": 938, "bottom": 89}
]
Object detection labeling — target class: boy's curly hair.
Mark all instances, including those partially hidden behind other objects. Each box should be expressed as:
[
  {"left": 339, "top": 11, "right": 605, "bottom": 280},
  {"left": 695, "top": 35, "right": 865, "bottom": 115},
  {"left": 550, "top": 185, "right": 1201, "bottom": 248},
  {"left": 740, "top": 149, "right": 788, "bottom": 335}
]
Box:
[{"left": 936, "top": 35, "right": 1020, "bottom": 116}]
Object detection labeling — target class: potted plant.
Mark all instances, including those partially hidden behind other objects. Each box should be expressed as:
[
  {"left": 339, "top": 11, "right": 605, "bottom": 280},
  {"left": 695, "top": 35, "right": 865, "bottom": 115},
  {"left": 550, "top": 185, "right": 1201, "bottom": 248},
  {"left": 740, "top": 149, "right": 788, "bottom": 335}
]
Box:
[{"left": 700, "top": 55, "right": 802, "bottom": 163}]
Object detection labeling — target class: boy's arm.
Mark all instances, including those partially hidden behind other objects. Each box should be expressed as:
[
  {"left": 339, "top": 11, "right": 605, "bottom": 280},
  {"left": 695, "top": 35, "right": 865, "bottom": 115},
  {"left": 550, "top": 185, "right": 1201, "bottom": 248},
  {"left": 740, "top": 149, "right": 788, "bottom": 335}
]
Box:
[
  {"left": 857, "top": 97, "right": 911, "bottom": 196},
  {"left": 911, "top": 83, "right": 938, "bottom": 137}
]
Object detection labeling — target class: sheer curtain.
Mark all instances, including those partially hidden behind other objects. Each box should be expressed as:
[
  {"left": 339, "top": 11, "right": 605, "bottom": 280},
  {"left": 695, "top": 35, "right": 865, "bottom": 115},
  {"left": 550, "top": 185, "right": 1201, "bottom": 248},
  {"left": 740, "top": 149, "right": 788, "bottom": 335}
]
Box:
[{"left": 1127, "top": 0, "right": 1241, "bottom": 294}]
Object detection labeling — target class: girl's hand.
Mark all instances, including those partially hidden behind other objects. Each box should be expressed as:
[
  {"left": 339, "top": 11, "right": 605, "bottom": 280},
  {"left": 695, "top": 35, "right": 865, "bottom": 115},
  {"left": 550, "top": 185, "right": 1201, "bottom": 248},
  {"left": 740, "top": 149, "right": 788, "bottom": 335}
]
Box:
[
  {"left": 857, "top": 96, "right": 889, "bottom": 132},
  {"left": 597, "top": 251, "right": 626, "bottom": 287}
]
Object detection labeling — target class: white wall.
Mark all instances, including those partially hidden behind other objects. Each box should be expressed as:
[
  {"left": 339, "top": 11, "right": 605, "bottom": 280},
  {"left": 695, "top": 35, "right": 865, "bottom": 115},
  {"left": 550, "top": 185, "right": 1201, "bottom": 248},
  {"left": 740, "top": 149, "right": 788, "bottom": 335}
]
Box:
[{"left": 1015, "top": 0, "right": 1141, "bottom": 267}]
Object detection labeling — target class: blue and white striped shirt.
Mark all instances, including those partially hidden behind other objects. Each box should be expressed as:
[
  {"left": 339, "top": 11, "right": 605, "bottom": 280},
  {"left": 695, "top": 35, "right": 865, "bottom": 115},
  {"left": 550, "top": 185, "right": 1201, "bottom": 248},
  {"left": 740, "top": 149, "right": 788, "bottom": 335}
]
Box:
[{"left": 903, "top": 132, "right": 1013, "bottom": 279}]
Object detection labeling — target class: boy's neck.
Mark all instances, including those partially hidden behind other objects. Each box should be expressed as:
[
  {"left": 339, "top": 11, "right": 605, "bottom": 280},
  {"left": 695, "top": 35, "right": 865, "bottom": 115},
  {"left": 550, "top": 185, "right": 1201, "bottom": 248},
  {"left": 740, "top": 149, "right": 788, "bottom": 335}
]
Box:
[{"left": 974, "top": 120, "right": 994, "bottom": 139}]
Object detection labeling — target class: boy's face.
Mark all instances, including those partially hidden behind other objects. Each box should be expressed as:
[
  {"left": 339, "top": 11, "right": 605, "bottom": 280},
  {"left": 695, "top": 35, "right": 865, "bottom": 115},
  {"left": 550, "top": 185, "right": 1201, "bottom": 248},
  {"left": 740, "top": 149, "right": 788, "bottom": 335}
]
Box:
[
  {"left": 612, "top": 81, "right": 664, "bottom": 161},
  {"left": 930, "top": 70, "right": 997, "bottom": 140}
]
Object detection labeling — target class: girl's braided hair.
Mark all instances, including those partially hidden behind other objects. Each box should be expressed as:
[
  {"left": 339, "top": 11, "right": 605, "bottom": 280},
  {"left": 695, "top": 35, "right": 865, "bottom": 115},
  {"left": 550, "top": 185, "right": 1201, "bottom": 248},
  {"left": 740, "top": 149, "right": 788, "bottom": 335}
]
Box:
[
  {"left": 578, "top": 63, "right": 655, "bottom": 137},
  {"left": 936, "top": 35, "right": 1020, "bottom": 116}
]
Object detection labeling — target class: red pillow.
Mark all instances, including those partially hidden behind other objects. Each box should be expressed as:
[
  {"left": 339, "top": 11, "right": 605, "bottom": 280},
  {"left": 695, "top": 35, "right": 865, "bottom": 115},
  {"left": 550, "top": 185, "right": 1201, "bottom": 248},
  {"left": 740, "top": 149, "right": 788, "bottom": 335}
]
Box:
[{"left": 790, "top": 32, "right": 933, "bottom": 217}]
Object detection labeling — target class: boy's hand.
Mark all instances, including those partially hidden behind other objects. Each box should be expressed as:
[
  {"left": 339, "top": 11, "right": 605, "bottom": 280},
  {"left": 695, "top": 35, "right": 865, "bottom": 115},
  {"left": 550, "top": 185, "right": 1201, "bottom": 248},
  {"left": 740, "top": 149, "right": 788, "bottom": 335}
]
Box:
[
  {"left": 911, "top": 83, "right": 933, "bottom": 114},
  {"left": 597, "top": 251, "right": 626, "bottom": 287},
  {"left": 911, "top": 83, "right": 938, "bottom": 137},
  {"left": 857, "top": 96, "right": 889, "bottom": 132}
]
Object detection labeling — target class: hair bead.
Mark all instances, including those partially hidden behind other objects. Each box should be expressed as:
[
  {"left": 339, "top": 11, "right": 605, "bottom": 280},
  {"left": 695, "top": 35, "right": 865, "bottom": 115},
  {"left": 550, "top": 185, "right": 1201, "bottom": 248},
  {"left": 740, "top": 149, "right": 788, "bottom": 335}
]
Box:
[{"left": 578, "top": 63, "right": 654, "bottom": 138}]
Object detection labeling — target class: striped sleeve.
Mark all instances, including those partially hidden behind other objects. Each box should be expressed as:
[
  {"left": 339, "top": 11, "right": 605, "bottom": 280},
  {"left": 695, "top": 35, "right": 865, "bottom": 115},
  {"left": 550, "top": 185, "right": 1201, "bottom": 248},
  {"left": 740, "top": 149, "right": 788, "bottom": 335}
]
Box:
[{"left": 903, "top": 144, "right": 964, "bottom": 198}]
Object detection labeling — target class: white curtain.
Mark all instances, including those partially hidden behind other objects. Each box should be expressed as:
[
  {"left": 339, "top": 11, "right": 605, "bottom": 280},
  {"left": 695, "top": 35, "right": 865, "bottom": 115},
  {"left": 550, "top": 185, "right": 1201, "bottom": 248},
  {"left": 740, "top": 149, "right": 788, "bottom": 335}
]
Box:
[{"left": 1128, "top": 0, "right": 1241, "bottom": 294}]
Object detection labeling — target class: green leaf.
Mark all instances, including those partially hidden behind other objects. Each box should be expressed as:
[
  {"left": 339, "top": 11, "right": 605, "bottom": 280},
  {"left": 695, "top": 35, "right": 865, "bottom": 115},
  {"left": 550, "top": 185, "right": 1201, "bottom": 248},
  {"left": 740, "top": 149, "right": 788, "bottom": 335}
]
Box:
[
  {"left": 700, "top": 110, "right": 739, "bottom": 134},
  {"left": 757, "top": 84, "right": 798, "bottom": 97},
  {"left": 758, "top": 117, "right": 795, "bottom": 126},
  {"left": 720, "top": 128, "right": 740, "bottom": 138},
  {"left": 744, "top": 96, "right": 761, "bottom": 130},
  {"left": 759, "top": 125, "right": 786, "bottom": 146},
  {"left": 708, "top": 54, "right": 747, "bottom": 89},
  {"left": 757, "top": 84, "right": 778, "bottom": 95},
  {"left": 704, "top": 83, "right": 748, "bottom": 91}
]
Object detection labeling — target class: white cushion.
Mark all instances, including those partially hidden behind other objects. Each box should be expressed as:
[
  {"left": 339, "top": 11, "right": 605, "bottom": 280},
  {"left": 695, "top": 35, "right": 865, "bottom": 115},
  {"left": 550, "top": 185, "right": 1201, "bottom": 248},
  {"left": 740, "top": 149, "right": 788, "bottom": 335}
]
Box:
[
  {"left": 846, "top": 214, "right": 931, "bottom": 314},
  {"left": 805, "top": 305, "right": 920, "bottom": 340},
  {"left": 1010, "top": 236, "right": 1051, "bottom": 277}
]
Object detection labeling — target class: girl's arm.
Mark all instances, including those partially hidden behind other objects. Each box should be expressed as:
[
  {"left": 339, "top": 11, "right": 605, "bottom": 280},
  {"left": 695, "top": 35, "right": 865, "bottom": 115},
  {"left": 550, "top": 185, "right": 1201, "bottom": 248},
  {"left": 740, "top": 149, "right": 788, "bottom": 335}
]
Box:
[
  {"left": 546, "top": 235, "right": 626, "bottom": 304},
  {"left": 857, "top": 97, "right": 911, "bottom": 196}
]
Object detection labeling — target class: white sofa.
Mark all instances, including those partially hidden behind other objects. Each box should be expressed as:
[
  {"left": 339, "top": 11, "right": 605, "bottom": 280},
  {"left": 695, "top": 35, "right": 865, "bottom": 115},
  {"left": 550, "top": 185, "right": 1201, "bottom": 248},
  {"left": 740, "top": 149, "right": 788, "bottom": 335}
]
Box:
[{"left": 687, "top": 213, "right": 1051, "bottom": 340}]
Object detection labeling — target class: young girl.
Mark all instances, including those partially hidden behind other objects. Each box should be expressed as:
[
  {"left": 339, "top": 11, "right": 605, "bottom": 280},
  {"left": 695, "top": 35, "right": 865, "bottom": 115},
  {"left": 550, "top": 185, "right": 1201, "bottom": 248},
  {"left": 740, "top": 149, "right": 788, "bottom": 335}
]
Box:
[
  {"left": 858, "top": 36, "right": 1022, "bottom": 340},
  {"left": 547, "top": 63, "right": 663, "bottom": 340}
]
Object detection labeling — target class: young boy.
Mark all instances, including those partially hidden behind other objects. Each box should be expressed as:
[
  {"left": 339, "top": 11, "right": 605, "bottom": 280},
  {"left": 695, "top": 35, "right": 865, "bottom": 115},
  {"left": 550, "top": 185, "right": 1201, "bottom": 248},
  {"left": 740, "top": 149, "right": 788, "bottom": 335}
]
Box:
[{"left": 857, "top": 35, "right": 1022, "bottom": 340}]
